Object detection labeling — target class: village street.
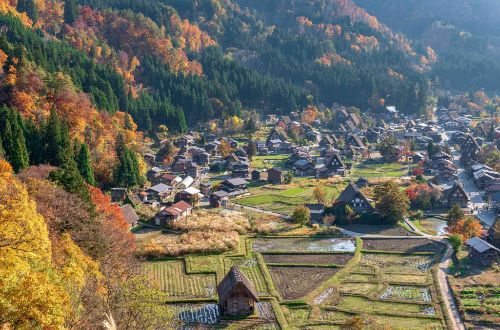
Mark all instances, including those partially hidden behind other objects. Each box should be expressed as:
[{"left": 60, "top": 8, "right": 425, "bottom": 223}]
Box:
[{"left": 451, "top": 149, "right": 496, "bottom": 226}]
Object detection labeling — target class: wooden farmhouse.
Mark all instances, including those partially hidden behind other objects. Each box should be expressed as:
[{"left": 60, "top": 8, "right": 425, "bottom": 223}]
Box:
[
  {"left": 335, "top": 182, "right": 375, "bottom": 214},
  {"left": 217, "top": 266, "right": 259, "bottom": 316},
  {"left": 466, "top": 237, "right": 499, "bottom": 267}
]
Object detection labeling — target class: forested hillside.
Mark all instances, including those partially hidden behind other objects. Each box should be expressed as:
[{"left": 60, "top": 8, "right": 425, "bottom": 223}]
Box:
[{"left": 355, "top": 0, "right": 500, "bottom": 91}]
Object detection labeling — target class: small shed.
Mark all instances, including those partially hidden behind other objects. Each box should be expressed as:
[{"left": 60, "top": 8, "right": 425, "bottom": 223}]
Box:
[
  {"left": 217, "top": 266, "right": 259, "bottom": 316},
  {"left": 267, "top": 168, "right": 284, "bottom": 184},
  {"left": 466, "top": 237, "right": 499, "bottom": 267}
]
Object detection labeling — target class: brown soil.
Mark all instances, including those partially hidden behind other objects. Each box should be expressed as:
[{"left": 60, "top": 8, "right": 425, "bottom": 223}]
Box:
[
  {"left": 268, "top": 266, "right": 338, "bottom": 300},
  {"left": 263, "top": 253, "right": 352, "bottom": 265},
  {"left": 362, "top": 238, "right": 445, "bottom": 253}
]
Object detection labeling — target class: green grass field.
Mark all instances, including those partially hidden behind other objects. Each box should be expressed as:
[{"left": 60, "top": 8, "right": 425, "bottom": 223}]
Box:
[
  {"left": 236, "top": 181, "right": 345, "bottom": 214},
  {"left": 251, "top": 154, "right": 290, "bottom": 170},
  {"left": 351, "top": 160, "right": 408, "bottom": 178}
]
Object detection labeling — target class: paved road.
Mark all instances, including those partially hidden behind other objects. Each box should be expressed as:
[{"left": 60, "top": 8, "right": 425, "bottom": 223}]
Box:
[{"left": 451, "top": 149, "right": 496, "bottom": 226}]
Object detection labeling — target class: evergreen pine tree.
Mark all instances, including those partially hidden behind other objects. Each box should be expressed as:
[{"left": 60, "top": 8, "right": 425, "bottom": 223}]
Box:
[
  {"left": 0, "top": 134, "right": 4, "bottom": 158},
  {"left": 76, "top": 142, "right": 95, "bottom": 185},
  {"left": 0, "top": 106, "right": 29, "bottom": 172},
  {"left": 64, "top": 0, "right": 78, "bottom": 25},
  {"left": 49, "top": 159, "right": 90, "bottom": 203},
  {"left": 18, "top": 0, "right": 38, "bottom": 22}
]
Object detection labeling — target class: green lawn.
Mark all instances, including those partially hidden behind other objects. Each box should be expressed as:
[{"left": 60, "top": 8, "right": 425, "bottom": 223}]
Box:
[
  {"left": 351, "top": 160, "right": 408, "bottom": 178},
  {"left": 251, "top": 154, "right": 290, "bottom": 170},
  {"left": 236, "top": 181, "right": 346, "bottom": 214}
]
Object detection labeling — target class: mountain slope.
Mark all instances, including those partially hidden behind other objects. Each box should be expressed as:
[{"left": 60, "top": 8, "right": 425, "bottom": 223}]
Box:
[{"left": 355, "top": 0, "right": 500, "bottom": 91}]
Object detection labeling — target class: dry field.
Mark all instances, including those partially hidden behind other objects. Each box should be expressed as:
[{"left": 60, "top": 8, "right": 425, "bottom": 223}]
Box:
[
  {"left": 263, "top": 253, "right": 353, "bottom": 266},
  {"left": 269, "top": 266, "right": 339, "bottom": 300}
]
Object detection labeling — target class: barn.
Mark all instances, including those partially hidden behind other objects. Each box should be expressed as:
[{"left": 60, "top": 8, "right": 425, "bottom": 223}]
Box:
[{"left": 217, "top": 266, "right": 259, "bottom": 316}]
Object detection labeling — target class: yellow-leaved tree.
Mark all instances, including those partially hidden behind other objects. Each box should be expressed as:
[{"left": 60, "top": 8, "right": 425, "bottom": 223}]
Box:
[{"left": 0, "top": 160, "right": 70, "bottom": 329}]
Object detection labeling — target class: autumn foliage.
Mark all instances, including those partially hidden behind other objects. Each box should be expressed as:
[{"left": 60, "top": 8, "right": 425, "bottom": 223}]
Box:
[{"left": 447, "top": 217, "right": 484, "bottom": 242}]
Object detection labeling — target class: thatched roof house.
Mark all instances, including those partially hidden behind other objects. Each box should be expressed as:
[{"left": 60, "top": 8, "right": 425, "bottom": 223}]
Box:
[{"left": 217, "top": 266, "right": 258, "bottom": 316}]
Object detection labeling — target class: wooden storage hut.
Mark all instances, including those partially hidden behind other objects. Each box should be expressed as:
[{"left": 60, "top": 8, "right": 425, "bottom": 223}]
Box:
[{"left": 217, "top": 266, "right": 259, "bottom": 316}]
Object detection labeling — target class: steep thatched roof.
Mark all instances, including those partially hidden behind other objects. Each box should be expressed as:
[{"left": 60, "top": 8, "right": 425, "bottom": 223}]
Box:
[{"left": 217, "top": 266, "right": 259, "bottom": 302}]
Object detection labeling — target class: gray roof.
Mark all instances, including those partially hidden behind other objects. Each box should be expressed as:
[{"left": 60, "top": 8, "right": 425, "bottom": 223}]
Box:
[
  {"left": 225, "top": 178, "right": 249, "bottom": 186},
  {"left": 466, "top": 237, "right": 499, "bottom": 253},
  {"left": 120, "top": 205, "right": 139, "bottom": 225},
  {"left": 149, "top": 183, "right": 171, "bottom": 193}
]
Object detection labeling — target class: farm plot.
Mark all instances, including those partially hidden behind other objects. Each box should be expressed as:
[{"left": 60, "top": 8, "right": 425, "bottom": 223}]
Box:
[
  {"left": 145, "top": 261, "right": 216, "bottom": 299},
  {"left": 224, "top": 257, "right": 269, "bottom": 296},
  {"left": 185, "top": 255, "right": 220, "bottom": 273},
  {"left": 336, "top": 295, "right": 435, "bottom": 316},
  {"left": 362, "top": 238, "right": 445, "bottom": 253},
  {"left": 269, "top": 266, "right": 339, "bottom": 300},
  {"left": 253, "top": 238, "right": 355, "bottom": 253},
  {"left": 338, "top": 282, "right": 384, "bottom": 296},
  {"left": 455, "top": 286, "right": 500, "bottom": 326},
  {"left": 380, "top": 285, "right": 432, "bottom": 302},
  {"left": 360, "top": 253, "right": 438, "bottom": 273},
  {"left": 262, "top": 253, "right": 352, "bottom": 266},
  {"left": 374, "top": 315, "right": 443, "bottom": 329},
  {"left": 338, "top": 224, "right": 415, "bottom": 236},
  {"left": 171, "top": 303, "right": 220, "bottom": 325},
  {"left": 282, "top": 306, "right": 310, "bottom": 324},
  {"left": 381, "top": 273, "right": 430, "bottom": 285}
]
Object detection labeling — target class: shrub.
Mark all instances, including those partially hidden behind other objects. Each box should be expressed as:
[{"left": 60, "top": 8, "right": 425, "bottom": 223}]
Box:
[
  {"left": 448, "top": 235, "right": 462, "bottom": 254},
  {"left": 292, "top": 205, "right": 310, "bottom": 226},
  {"left": 413, "top": 210, "right": 424, "bottom": 219}
]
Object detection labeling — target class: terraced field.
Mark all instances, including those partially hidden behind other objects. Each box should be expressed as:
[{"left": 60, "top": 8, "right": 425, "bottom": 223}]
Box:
[
  {"left": 144, "top": 236, "right": 448, "bottom": 329},
  {"left": 145, "top": 261, "right": 217, "bottom": 299},
  {"left": 224, "top": 257, "right": 269, "bottom": 296}
]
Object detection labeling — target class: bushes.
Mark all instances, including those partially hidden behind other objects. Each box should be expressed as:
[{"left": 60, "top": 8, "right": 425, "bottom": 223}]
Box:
[
  {"left": 448, "top": 235, "right": 462, "bottom": 254},
  {"left": 139, "top": 231, "right": 241, "bottom": 257},
  {"left": 171, "top": 210, "right": 250, "bottom": 233},
  {"left": 292, "top": 205, "right": 310, "bottom": 226}
]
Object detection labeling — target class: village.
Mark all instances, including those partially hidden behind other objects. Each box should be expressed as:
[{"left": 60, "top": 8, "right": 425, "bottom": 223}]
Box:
[{"left": 113, "top": 94, "right": 499, "bottom": 329}]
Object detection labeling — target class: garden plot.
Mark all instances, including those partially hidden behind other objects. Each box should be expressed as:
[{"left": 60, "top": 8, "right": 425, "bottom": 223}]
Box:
[
  {"left": 268, "top": 266, "right": 339, "bottom": 300},
  {"left": 362, "top": 238, "right": 445, "bottom": 254},
  {"left": 253, "top": 238, "right": 355, "bottom": 253},
  {"left": 336, "top": 295, "right": 434, "bottom": 316},
  {"left": 338, "top": 282, "right": 384, "bottom": 296},
  {"left": 360, "top": 253, "right": 437, "bottom": 273},
  {"left": 344, "top": 273, "right": 375, "bottom": 282},
  {"left": 224, "top": 257, "right": 269, "bottom": 296},
  {"left": 262, "top": 253, "right": 352, "bottom": 265},
  {"left": 256, "top": 302, "right": 277, "bottom": 321},
  {"left": 145, "top": 261, "right": 216, "bottom": 299},
  {"left": 282, "top": 306, "right": 310, "bottom": 324},
  {"left": 172, "top": 303, "right": 220, "bottom": 325},
  {"left": 374, "top": 315, "right": 443, "bottom": 329},
  {"left": 317, "top": 309, "right": 353, "bottom": 322},
  {"left": 381, "top": 273, "right": 429, "bottom": 285},
  {"left": 380, "top": 285, "right": 432, "bottom": 302},
  {"left": 456, "top": 286, "right": 500, "bottom": 326}
]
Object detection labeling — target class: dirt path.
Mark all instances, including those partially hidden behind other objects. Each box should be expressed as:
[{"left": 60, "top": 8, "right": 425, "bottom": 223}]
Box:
[{"left": 437, "top": 244, "right": 466, "bottom": 330}]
